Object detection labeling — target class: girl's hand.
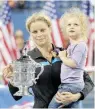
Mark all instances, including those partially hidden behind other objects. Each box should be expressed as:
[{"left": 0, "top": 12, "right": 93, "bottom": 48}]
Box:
[{"left": 59, "top": 50, "right": 67, "bottom": 58}]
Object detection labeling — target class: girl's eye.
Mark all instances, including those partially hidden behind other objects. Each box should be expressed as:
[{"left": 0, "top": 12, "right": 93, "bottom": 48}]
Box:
[
  {"left": 41, "top": 29, "right": 45, "bottom": 32},
  {"left": 74, "top": 23, "right": 79, "bottom": 26},
  {"left": 67, "top": 24, "right": 71, "bottom": 26}
]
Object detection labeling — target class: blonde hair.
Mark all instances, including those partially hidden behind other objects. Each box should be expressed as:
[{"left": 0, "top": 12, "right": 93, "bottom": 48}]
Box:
[
  {"left": 26, "top": 12, "right": 52, "bottom": 32},
  {"left": 60, "top": 7, "right": 89, "bottom": 42}
]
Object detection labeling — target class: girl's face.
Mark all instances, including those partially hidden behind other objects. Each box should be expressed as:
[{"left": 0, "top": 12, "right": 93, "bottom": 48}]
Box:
[
  {"left": 30, "top": 20, "right": 51, "bottom": 47},
  {"left": 66, "top": 17, "right": 82, "bottom": 40}
]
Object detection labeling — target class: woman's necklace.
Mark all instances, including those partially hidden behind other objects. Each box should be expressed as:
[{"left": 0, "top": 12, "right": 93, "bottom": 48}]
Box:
[{"left": 43, "top": 52, "right": 53, "bottom": 62}]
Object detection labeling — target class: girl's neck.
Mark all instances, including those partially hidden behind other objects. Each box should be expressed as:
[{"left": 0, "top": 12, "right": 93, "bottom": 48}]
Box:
[{"left": 70, "top": 37, "right": 84, "bottom": 44}]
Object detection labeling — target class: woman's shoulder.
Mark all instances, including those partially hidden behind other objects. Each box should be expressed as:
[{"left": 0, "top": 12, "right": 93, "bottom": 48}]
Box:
[
  {"left": 27, "top": 48, "right": 39, "bottom": 58},
  {"left": 28, "top": 48, "right": 37, "bottom": 54}
]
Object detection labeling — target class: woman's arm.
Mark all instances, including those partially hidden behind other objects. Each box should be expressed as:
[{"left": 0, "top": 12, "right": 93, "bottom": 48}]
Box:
[
  {"left": 79, "top": 71, "right": 94, "bottom": 100},
  {"left": 8, "top": 83, "right": 22, "bottom": 100}
]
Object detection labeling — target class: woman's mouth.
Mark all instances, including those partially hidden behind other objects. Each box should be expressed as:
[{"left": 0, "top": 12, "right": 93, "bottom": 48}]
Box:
[
  {"left": 69, "top": 30, "right": 75, "bottom": 32},
  {"left": 36, "top": 38, "right": 45, "bottom": 41}
]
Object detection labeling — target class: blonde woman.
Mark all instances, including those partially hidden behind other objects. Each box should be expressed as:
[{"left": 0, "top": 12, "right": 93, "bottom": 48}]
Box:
[
  {"left": 49, "top": 8, "right": 90, "bottom": 108},
  {"left": 3, "top": 12, "right": 94, "bottom": 108}
]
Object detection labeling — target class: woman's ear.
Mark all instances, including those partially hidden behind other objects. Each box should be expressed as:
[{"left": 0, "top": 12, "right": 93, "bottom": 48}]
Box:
[
  {"left": 49, "top": 26, "right": 52, "bottom": 33},
  {"left": 30, "top": 34, "right": 33, "bottom": 40}
]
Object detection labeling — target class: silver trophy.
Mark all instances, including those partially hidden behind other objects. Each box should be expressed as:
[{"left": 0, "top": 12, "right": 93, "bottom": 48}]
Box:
[{"left": 10, "top": 50, "right": 44, "bottom": 96}]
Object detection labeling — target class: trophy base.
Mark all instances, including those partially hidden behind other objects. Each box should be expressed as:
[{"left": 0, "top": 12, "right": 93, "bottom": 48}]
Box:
[
  {"left": 13, "top": 86, "right": 32, "bottom": 96},
  {"left": 13, "top": 91, "right": 31, "bottom": 96}
]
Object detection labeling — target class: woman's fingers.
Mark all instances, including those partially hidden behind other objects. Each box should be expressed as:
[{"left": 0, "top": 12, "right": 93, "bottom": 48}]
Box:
[
  {"left": 56, "top": 91, "right": 74, "bottom": 105},
  {"left": 56, "top": 92, "right": 62, "bottom": 99},
  {"left": 55, "top": 98, "right": 62, "bottom": 103},
  {"left": 61, "top": 92, "right": 72, "bottom": 99},
  {"left": 7, "top": 71, "right": 13, "bottom": 78},
  {"left": 3, "top": 68, "right": 9, "bottom": 77},
  {"left": 56, "top": 92, "right": 68, "bottom": 99},
  {"left": 61, "top": 92, "right": 72, "bottom": 95},
  {"left": 55, "top": 91, "right": 80, "bottom": 106},
  {"left": 56, "top": 92, "right": 71, "bottom": 106},
  {"left": 55, "top": 92, "right": 62, "bottom": 102},
  {"left": 9, "top": 64, "right": 13, "bottom": 72},
  {"left": 3, "top": 65, "right": 13, "bottom": 78}
]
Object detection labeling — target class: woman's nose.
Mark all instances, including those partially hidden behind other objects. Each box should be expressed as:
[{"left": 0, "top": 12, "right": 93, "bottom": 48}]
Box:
[{"left": 37, "top": 31, "right": 42, "bottom": 36}]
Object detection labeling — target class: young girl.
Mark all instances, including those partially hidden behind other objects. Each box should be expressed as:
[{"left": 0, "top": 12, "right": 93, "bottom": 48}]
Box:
[{"left": 49, "top": 8, "right": 89, "bottom": 108}]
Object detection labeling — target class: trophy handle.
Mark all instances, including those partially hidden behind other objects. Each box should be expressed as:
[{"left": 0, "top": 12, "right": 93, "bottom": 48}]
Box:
[
  {"left": 28, "top": 55, "right": 44, "bottom": 81},
  {"left": 35, "top": 63, "right": 44, "bottom": 81}
]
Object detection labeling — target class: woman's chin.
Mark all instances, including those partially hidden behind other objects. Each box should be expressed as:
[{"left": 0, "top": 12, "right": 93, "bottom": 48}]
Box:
[{"left": 37, "top": 42, "right": 46, "bottom": 47}]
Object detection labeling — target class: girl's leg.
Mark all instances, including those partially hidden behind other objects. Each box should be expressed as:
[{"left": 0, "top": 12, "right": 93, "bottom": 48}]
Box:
[
  {"left": 48, "top": 94, "right": 62, "bottom": 108},
  {"left": 63, "top": 101, "right": 82, "bottom": 108}
]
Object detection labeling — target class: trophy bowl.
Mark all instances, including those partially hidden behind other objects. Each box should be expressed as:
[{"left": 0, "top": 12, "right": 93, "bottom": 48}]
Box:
[{"left": 10, "top": 55, "right": 44, "bottom": 96}]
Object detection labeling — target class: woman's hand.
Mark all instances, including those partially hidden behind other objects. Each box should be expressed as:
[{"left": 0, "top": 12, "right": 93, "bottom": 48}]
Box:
[
  {"left": 55, "top": 91, "right": 81, "bottom": 106},
  {"left": 3, "top": 64, "right": 13, "bottom": 82}
]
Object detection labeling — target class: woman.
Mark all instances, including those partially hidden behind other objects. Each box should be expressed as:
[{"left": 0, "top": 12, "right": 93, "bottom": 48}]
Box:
[{"left": 3, "top": 12, "right": 94, "bottom": 108}]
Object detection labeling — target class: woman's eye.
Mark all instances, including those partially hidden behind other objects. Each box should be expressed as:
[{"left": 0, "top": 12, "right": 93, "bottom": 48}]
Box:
[{"left": 32, "top": 30, "right": 37, "bottom": 34}]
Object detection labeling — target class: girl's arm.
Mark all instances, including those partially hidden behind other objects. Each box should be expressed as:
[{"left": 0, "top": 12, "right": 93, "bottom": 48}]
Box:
[{"left": 59, "top": 50, "right": 77, "bottom": 68}]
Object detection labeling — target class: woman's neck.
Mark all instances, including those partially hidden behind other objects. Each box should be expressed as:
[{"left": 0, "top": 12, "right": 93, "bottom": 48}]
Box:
[
  {"left": 37, "top": 43, "right": 52, "bottom": 55},
  {"left": 37, "top": 43, "right": 53, "bottom": 62}
]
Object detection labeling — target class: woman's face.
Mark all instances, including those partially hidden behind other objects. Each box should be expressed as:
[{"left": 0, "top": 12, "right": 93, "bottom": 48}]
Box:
[
  {"left": 66, "top": 17, "right": 82, "bottom": 40},
  {"left": 30, "top": 21, "right": 51, "bottom": 47}
]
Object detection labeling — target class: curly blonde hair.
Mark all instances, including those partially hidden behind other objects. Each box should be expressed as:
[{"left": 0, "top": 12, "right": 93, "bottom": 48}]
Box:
[
  {"left": 60, "top": 7, "right": 89, "bottom": 42},
  {"left": 26, "top": 12, "right": 52, "bottom": 33}
]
